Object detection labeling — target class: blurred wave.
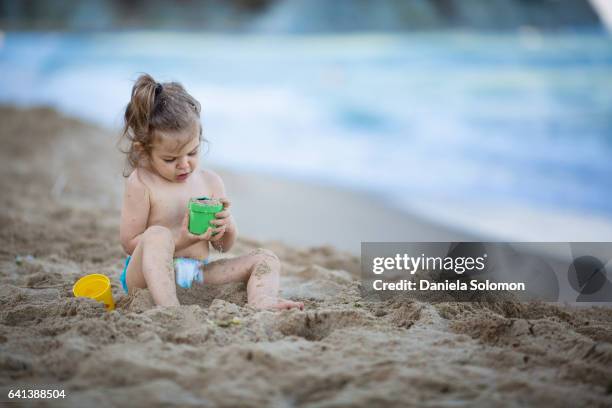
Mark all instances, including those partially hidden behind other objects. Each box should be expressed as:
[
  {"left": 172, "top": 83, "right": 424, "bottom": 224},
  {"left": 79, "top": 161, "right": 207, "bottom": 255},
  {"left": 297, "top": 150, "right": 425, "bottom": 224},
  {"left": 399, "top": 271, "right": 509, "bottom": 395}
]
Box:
[{"left": 0, "top": 30, "right": 611, "bottom": 238}]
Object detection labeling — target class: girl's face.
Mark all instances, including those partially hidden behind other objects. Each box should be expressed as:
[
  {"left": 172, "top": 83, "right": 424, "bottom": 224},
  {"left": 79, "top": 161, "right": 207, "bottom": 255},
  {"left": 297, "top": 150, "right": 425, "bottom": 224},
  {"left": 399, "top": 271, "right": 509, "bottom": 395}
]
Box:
[{"left": 148, "top": 125, "right": 201, "bottom": 183}]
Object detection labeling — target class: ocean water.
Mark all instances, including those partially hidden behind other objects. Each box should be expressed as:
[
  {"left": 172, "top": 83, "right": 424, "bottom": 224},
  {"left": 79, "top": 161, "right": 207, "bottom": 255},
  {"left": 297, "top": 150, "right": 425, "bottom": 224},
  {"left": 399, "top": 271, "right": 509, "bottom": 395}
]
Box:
[{"left": 1, "top": 31, "right": 611, "bottom": 239}]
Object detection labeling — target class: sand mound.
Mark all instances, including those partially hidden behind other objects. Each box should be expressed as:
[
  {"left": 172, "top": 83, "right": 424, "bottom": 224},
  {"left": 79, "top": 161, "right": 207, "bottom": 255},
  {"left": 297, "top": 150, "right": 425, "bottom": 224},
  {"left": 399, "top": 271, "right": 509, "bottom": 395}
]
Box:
[{"left": 1, "top": 106, "right": 612, "bottom": 406}]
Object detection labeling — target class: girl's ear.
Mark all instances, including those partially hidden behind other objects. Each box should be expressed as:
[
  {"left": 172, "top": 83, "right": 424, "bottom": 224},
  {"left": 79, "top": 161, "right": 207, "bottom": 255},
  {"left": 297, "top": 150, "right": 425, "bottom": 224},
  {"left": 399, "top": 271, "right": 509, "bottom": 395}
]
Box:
[{"left": 133, "top": 141, "right": 143, "bottom": 151}]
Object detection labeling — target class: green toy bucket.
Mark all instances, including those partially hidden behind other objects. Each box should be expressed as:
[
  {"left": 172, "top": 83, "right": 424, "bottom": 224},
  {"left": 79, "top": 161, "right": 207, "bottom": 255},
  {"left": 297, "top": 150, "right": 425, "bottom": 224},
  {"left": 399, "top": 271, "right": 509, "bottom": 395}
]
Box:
[{"left": 188, "top": 197, "right": 223, "bottom": 235}]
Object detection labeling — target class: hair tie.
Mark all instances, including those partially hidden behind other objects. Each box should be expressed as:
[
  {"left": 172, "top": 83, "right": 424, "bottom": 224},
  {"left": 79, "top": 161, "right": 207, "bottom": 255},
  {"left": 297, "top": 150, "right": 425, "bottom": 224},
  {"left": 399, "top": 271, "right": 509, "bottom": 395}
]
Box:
[{"left": 154, "top": 83, "right": 163, "bottom": 97}]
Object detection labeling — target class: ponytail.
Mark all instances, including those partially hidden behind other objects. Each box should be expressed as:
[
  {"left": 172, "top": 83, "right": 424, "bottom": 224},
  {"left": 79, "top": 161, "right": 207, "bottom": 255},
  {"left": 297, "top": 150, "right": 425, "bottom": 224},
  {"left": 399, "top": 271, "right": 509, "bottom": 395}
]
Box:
[{"left": 123, "top": 73, "right": 158, "bottom": 143}]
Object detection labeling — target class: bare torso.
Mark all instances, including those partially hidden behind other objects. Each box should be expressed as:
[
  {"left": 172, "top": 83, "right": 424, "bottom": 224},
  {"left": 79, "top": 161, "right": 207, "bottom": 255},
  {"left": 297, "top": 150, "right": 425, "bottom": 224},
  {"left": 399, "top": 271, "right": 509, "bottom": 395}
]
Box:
[{"left": 137, "top": 167, "right": 221, "bottom": 260}]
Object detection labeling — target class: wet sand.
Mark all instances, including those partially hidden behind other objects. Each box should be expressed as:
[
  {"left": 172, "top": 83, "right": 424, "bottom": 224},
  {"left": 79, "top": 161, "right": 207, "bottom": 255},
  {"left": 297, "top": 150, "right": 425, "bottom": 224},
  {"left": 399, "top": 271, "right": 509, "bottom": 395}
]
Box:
[{"left": 1, "top": 106, "right": 611, "bottom": 407}]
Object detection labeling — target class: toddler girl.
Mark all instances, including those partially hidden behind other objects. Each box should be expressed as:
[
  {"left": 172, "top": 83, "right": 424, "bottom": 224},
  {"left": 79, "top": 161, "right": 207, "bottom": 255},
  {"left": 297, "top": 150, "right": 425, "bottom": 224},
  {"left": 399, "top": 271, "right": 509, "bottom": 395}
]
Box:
[{"left": 118, "top": 73, "right": 304, "bottom": 310}]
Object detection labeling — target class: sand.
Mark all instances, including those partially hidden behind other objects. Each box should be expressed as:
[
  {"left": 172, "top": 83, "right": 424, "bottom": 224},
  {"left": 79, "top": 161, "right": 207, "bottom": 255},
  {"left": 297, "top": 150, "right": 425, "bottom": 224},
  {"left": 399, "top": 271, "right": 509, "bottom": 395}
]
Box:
[{"left": 1, "top": 106, "right": 612, "bottom": 407}]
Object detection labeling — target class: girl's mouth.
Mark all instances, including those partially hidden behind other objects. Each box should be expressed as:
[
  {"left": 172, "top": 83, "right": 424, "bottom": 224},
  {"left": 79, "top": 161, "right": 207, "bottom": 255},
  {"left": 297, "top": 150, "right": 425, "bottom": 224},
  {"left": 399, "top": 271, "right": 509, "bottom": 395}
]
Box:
[{"left": 176, "top": 172, "right": 190, "bottom": 181}]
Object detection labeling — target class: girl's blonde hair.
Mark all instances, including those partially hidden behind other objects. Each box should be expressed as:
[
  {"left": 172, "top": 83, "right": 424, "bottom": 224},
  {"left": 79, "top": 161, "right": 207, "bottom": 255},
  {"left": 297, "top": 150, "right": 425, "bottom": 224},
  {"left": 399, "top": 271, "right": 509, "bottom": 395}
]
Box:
[{"left": 120, "top": 73, "right": 203, "bottom": 176}]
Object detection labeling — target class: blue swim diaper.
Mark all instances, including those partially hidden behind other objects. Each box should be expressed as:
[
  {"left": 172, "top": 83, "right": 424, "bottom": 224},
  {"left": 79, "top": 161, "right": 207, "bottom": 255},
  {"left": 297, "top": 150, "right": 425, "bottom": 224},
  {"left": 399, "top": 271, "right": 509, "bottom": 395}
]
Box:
[{"left": 120, "top": 256, "right": 208, "bottom": 293}]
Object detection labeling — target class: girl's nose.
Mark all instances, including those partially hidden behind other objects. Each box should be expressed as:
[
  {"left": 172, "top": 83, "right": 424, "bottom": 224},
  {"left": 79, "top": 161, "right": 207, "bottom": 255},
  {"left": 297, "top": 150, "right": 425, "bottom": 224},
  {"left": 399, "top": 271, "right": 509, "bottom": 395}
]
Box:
[{"left": 177, "top": 157, "right": 189, "bottom": 169}]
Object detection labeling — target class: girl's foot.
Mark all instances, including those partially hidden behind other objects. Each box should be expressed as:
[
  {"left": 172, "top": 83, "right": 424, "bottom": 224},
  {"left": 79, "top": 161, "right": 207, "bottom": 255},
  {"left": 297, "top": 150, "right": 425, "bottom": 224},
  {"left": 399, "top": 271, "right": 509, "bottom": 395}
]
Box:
[{"left": 251, "top": 296, "right": 304, "bottom": 311}]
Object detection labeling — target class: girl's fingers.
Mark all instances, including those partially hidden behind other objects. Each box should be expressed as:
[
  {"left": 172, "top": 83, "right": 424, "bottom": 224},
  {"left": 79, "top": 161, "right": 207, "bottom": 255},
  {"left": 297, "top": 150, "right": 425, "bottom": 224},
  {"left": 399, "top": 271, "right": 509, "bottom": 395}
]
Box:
[
  {"left": 219, "top": 198, "right": 231, "bottom": 209},
  {"left": 215, "top": 210, "right": 230, "bottom": 218},
  {"left": 211, "top": 218, "right": 228, "bottom": 227},
  {"left": 206, "top": 194, "right": 229, "bottom": 208},
  {"left": 210, "top": 233, "right": 224, "bottom": 242},
  {"left": 199, "top": 227, "right": 213, "bottom": 241},
  {"left": 210, "top": 227, "right": 226, "bottom": 241}
]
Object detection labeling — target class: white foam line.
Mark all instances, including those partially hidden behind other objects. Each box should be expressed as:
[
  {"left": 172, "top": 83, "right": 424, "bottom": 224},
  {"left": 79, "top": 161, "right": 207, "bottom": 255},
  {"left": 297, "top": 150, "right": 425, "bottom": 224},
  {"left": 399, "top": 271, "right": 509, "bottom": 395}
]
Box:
[{"left": 589, "top": 0, "right": 612, "bottom": 33}]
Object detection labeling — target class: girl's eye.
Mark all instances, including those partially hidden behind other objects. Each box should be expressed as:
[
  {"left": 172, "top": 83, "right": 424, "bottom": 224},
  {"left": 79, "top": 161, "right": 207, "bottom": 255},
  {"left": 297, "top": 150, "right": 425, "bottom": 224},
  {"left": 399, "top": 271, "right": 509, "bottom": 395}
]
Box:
[
  {"left": 163, "top": 158, "right": 176, "bottom": 163},
  {"left": 188, "top": 150, "right": 198, "bottom": 156}
]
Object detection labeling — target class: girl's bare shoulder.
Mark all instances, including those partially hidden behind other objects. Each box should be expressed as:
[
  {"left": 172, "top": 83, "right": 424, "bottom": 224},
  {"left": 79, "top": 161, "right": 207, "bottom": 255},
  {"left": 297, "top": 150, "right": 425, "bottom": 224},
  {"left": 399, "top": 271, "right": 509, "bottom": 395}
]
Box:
[
  {"left": 199, "top": 168, "right": 226, "bottom": 194},
  {"left": 126, "top": 167, "right": 146, "bottom": 183},
  {"left": 125, "top": 168, "right": 155, "bottom": 198}
]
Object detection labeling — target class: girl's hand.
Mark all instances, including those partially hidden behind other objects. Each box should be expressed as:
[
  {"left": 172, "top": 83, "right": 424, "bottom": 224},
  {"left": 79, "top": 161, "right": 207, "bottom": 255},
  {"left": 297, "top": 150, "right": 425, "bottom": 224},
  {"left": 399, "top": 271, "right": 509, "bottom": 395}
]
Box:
[
  {"left": 175, "top": 210, "right": 214, "bottom": 250},
  {"left": 209, "top": 197, "right": 233, "bottom": 242}
]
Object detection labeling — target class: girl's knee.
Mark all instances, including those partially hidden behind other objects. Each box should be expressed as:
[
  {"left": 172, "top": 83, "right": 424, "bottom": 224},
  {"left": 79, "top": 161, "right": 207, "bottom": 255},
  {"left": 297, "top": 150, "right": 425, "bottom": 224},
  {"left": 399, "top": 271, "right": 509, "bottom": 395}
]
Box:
[
  {"left": 251, "top": 248, "right": 280, "bottom": 267},
  {"left": 143, "top": 225, "right": 174, "bottom": 246}
]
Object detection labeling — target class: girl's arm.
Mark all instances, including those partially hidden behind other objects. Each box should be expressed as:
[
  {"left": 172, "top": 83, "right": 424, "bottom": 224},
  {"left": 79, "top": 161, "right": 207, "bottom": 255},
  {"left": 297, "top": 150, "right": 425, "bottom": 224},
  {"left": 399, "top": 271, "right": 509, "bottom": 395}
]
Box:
[
  {"left": 119, "top": 171, "right": 150, "bottom": 255},
  {"left": 212, "top": 208, "right": 237, "bottom": 253},
  {"left": 207, "top": 171, "right": 237, "bottom": 253}
]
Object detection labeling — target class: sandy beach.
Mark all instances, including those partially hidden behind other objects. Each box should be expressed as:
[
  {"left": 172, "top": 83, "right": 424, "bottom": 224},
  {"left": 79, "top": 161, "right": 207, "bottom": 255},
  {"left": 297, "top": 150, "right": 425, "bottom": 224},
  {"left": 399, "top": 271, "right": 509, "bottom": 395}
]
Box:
[{"left": 1, "top": 106, "right": 612, "bottom": 407}]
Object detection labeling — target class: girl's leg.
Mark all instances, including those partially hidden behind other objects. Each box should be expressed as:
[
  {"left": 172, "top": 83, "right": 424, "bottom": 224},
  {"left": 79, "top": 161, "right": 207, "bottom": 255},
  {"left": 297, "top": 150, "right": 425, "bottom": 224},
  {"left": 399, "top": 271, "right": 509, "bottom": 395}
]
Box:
[
  {"left": 125, "top": 226, "right": 179, "bottom": 306},
  {"left": 203, "top": 248, "right": 304, "bottom": 310}
]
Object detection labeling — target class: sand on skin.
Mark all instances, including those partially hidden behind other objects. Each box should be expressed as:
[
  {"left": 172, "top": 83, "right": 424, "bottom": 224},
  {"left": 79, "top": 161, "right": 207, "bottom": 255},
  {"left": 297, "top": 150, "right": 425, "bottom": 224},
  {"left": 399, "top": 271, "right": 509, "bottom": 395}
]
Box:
[{"left": 0, "top": 106, "right": 611, "bottom": 407}]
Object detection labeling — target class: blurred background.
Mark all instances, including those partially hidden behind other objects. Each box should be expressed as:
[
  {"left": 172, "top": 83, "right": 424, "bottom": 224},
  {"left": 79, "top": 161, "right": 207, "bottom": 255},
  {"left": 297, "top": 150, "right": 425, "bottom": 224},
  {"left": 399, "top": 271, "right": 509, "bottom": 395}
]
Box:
[{"left": 1, "top": 0, "right": 611, "bottom": 242}]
